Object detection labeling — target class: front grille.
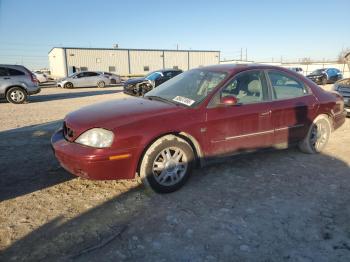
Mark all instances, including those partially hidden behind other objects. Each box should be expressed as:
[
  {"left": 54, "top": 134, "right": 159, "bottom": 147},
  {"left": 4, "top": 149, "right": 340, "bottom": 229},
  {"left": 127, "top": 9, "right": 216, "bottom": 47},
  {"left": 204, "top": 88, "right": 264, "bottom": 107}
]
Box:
[{"left": 63, "top": 122, "right": 74, "bottom": 140}]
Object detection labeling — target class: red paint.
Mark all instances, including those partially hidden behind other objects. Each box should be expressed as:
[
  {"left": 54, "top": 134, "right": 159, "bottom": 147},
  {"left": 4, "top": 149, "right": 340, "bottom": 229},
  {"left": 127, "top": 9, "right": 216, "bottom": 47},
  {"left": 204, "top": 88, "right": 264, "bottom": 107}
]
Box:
[{"left": 51, "top": 64, "right": 346, "bottom": 180}]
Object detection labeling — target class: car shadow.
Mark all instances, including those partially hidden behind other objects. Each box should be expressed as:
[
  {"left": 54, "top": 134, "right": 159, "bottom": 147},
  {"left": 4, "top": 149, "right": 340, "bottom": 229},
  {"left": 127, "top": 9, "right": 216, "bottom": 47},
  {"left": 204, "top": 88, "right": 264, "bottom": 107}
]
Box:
[
  {"left": 0, "top": 120, "right": 74, "bottom": 202},
  {"left": 29, "top": 89, "right": 123, "bottom": 103},
  {"left": 1, "top": 148, "right": 350, "bottom": 261}
]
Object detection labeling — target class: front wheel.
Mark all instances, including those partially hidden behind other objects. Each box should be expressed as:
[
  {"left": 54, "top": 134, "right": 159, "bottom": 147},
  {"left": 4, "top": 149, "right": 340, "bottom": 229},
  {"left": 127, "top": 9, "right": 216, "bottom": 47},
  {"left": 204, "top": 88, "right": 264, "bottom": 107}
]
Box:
[
  {"left": 97, "top": 81, "right": 106, "bottom": 88},
  {"left": 298, "top": 115, "right": 331, "bottom": 154},
  {"left": 64, "top": 82, "right": 74, "bottom": 89},
  {"left": 6, "top": 87, "right": 27, "bottom": 104},
  {"left": 139, "top": 135, "right": 195, "bottom": 193}
]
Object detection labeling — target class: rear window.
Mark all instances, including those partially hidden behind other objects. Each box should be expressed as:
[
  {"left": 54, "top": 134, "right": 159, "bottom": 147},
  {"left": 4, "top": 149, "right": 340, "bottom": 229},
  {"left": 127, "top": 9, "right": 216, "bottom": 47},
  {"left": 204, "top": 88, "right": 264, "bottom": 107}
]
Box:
[{"left": 8, "top": 68, "right": 25, "bottom": 76}]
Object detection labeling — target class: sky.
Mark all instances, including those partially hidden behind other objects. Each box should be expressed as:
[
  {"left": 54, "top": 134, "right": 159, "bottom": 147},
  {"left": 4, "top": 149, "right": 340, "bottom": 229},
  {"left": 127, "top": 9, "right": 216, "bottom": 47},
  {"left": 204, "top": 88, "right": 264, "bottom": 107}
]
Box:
[{"left": 0, "top": 0, "right": 349, "bottom": 69}]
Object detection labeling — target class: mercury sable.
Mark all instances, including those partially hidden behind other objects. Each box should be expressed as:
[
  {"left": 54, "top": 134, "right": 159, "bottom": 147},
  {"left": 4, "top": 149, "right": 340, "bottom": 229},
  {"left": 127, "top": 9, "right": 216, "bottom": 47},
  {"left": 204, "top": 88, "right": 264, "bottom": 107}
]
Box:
[{"left": 51, "top": 64, "right": 346, "bottom": 193}]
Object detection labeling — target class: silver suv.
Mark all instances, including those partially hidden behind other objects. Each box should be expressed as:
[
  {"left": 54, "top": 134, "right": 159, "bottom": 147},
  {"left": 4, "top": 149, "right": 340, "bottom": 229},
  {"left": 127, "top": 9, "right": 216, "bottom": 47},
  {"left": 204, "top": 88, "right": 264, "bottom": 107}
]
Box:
[{"left": 0, "top": 65, "right": 41, "bottom": 104}]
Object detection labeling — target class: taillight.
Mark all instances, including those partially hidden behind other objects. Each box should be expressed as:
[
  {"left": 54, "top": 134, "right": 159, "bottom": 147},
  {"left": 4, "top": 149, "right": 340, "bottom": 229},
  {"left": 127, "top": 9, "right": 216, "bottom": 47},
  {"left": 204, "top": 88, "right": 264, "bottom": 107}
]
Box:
[{"left": 31, "top": 74, "right": 39, "bottom": 84}]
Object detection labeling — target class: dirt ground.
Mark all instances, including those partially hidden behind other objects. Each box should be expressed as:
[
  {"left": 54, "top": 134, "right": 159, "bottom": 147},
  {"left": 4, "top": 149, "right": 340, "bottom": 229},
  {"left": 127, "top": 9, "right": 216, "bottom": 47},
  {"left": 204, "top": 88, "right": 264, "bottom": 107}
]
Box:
[{"left": 0, "top": 85, "right": 349, "bottom": 262}]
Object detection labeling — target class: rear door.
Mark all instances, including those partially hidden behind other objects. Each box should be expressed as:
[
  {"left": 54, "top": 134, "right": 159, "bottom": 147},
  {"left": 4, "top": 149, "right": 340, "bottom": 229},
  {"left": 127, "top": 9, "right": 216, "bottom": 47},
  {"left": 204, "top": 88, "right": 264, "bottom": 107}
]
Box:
[
  {"left": 87, "top": 72, "right": 101, "bottom": 86},
  {"left": 205, "top": 70, "right": 274, "bottom": 156},
  {"left": 266, "top": 70, "right": 318, "bottom": 145}
]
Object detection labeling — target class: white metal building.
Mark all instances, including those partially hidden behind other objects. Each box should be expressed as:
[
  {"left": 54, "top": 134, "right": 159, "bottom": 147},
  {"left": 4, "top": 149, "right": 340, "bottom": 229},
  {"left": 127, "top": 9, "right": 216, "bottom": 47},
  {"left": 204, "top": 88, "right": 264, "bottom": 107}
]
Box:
[{"left": 48, "top": 47, "right": 220, "bottom": 78}]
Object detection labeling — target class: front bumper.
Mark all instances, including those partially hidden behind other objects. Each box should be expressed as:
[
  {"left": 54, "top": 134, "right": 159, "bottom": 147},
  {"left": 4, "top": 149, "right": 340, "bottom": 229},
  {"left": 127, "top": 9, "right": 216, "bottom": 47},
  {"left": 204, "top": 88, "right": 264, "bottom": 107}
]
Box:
[
  {"left": 51, "top": 129, "right": 139, "bottom": 180},
  {"left": 123, "top": 85, "right": 138, "bottom": 96}
]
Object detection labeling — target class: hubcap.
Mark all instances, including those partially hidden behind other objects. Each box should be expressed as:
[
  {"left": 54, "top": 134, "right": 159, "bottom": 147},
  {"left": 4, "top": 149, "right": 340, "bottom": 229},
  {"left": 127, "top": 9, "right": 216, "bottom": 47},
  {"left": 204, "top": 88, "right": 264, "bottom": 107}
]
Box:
[
  {"left": 152, "top": 147, "right": 188, "bottom": 186},
  {"left": 310, "top": 121, "right": 328, "bottom": 151},
  {"left": 10, "top": 90, "right": 24, "bottom": 102}
]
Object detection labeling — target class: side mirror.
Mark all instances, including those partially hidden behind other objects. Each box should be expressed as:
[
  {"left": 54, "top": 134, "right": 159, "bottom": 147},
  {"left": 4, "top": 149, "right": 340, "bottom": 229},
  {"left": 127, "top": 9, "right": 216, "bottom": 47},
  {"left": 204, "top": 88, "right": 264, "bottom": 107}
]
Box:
[{"left": 220, "top": 96, "right": 238, "bottom": 106}]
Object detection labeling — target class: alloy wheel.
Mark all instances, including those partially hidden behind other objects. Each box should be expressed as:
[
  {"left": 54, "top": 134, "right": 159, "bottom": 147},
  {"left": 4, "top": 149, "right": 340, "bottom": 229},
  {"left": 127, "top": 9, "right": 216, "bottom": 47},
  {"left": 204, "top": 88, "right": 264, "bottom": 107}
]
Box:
[{"left": 152, "top": 147, "right": 188, "bottom": 186}]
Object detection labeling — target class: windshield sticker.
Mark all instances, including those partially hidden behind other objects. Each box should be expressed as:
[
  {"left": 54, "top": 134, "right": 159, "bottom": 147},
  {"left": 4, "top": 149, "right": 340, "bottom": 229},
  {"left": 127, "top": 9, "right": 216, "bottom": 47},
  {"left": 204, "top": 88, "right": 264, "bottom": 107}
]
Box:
[{"left": 173, "top": 96, "right": 195, "bottom": 106}]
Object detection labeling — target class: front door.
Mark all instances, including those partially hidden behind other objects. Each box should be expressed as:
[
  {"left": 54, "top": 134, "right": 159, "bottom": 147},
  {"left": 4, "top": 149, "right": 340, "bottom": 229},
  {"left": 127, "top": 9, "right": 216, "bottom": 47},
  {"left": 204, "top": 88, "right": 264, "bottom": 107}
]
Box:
[{"left": 205, "top": 70, "right": 274, "bottom": 157}]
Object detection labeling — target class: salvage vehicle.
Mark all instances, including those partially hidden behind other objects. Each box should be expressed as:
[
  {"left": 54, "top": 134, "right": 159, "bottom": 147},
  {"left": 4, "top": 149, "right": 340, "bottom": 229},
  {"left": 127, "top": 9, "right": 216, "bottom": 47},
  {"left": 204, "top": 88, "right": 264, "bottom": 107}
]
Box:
[
  {"left": 334, "top": 52, "right": 350, "bottom": 116},
  {"left": 0, "top": 64, "right": 41, "bottom": 104},
  {"left": 306, "top": 68, "right": 342, "bottom": 85},
  {"left": 124, "top": 69, "right": 183, "bottom": 96},
  {"left": 57, "top": 71, "right": 111, "bottom": 88},
  {"left": 52, "top": 64, "right": 346, "bottom": 193}
]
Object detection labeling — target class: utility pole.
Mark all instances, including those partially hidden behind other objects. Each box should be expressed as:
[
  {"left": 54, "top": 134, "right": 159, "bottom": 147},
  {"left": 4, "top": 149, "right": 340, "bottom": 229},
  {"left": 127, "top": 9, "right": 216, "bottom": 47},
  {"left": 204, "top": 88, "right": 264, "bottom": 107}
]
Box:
[{"left": 245, "top": 48, "right": 248, "bottom": 61}]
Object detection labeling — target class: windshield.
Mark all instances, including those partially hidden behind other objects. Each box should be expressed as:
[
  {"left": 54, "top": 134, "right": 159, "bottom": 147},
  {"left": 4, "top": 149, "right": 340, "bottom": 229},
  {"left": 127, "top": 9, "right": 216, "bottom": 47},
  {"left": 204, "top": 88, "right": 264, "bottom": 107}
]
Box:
[
  {"left": 68, "top": 72, "right": 78, "bottom": 78},
  {"left": 311, "top": 69, "right": 325, "bottom": 75},
  {"left": 145, "top": 69, "right": 228, "bottom": 107},
  {"left": 146, "top": 72, "right": 162, "bottom": 81}
]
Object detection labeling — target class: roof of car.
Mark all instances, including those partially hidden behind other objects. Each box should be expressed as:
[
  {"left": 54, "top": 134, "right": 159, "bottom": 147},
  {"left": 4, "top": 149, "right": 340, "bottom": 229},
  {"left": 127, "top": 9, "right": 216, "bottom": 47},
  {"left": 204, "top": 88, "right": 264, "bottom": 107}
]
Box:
[{"left": 199, "top": 63, "right": 291, "bottom": 74}]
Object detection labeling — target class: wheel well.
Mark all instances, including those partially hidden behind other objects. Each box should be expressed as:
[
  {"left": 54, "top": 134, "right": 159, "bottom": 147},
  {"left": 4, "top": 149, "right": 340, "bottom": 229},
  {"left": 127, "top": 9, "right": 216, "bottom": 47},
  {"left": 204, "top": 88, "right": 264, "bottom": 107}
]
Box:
[
  {"left": 5, "top": 86, "right": 28, "bottom": 95},
  {"left": 135, "top": 132, "right": 203, "bottom": 176}
]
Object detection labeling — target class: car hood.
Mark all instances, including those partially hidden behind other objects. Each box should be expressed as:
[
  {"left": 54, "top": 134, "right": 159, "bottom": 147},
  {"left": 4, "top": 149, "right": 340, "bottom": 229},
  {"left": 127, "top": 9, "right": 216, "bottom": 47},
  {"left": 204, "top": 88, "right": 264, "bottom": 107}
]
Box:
[
  {"left": 57, "top": 77, "right": 71, "bottom": 82},
  {"left": 64, "top": 96, "right": 184, "bottom": 138},
  {"left": 124, "top": 77, "right": 146, "bottom": 85},
  {"left": 335, "top": 78, "right": 350, "bottom": 87}
]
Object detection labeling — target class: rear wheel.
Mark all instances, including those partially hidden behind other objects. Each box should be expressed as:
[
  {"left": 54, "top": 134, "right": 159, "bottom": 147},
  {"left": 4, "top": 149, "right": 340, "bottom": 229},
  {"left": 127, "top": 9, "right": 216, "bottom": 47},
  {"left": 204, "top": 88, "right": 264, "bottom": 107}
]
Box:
[
  {"left": 139, "top": 135, "right": 195, "bottom": 193},
  {"left": 97, "top": 81, "right": 106, "bottom": 88},
  {"left": 6, "top": 87, "right": 27, "bottom": 104},
  {"left": 64, "top": 82, "right": 74, "bottom": 89},
  {"left": 298, "top": 115, "right": 331, "bottom": 154}
]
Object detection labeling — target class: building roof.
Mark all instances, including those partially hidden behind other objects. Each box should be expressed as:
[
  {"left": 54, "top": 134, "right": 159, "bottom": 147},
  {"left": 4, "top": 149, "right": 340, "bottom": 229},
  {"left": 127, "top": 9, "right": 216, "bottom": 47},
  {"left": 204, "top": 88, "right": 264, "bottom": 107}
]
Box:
[{"left": 48, "top": 47, "right": 220, "bottom": 54}]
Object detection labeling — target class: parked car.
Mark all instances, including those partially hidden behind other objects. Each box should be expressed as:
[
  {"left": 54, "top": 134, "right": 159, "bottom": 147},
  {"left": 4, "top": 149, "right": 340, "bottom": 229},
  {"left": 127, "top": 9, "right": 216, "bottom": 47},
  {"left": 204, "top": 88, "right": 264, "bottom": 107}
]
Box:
[
  {"left": 306, "top": 68, "right": 343, "bottom": 85},
  {"left": 124, "top": 69, "right": 183, "bottom": 96},
  {"left": 334, "top": 78, "right": 350, "bottom": 116},
  {"left": 33, "top": 71, "right": 48, "bottom": 83},
  {"left": 51, "top": 64, "right": 346, "bottom": 193},
  {"left": 57, "top": 71, "right": 111, "bottom": 88},
  {"left": 102, "top": 72, "right": 122, "bottom": 85},
  {"left": 0, "top": 64, "right": 40, "bottom": 104}
]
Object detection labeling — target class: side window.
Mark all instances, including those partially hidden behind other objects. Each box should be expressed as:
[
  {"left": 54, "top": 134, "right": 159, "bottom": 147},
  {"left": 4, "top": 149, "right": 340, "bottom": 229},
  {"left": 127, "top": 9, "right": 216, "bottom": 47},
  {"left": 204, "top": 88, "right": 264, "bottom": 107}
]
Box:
[
  {"left": 0, "top": 67, "right": 8, "bottom": 76},
  {"left": 87, "top": 72, "right": 99, "bottom": 77},
  {"left": 220, "top": 71, "right": 268, "bottom": 105},
  {"left": 76, "top": 73, "right": 84, "bottom": 78},
  {"left": 268, "top": 71, "right": 308, "bottom": 100},
  {"left": 8, "top": 68, "right": 25, "bottom": 76}
]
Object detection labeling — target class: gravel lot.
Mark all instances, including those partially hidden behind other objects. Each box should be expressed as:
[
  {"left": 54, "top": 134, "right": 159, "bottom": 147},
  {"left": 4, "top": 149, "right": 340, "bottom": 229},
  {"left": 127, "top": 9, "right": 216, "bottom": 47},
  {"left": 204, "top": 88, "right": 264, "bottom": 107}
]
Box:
[{"left": 0, "top": 85, "right": 349, "bottom": 261}]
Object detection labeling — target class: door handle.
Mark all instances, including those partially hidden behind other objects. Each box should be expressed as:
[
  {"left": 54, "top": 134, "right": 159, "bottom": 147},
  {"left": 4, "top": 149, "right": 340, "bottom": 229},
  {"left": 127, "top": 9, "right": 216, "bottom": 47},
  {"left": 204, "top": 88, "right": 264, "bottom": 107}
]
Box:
[{"left": 260, "top": 111, "right": 271, "bottom": 117}]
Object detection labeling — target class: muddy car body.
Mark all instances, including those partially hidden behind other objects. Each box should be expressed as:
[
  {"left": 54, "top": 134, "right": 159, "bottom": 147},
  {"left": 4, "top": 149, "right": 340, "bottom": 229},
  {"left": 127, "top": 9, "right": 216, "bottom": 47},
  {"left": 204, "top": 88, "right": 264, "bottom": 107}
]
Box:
[{"left": 52, "top": 64, "right": 346, "bottom": 193}]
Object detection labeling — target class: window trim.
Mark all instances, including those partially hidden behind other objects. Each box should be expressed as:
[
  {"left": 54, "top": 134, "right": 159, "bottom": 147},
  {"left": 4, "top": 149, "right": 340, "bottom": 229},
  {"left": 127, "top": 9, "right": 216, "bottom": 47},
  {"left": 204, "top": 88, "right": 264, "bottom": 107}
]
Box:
[
  {"left": 264, "top": 69, "right": 312, "bottom": 101},
  {"left": 207, "top": 69, "right": 272, "bottom": 108}
]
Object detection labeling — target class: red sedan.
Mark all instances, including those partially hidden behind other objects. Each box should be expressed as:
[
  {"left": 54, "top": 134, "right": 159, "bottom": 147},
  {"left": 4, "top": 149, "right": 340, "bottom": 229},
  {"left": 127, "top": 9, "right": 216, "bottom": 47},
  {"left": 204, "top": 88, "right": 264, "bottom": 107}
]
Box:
[{"left": 51, "top": 64, "right": 346, "bottom": 193}]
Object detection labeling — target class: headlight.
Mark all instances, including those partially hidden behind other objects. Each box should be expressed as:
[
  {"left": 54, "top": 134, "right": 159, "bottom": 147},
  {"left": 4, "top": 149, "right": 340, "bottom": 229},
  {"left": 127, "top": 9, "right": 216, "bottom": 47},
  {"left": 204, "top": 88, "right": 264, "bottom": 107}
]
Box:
[{"left": 75, "top": 128, "right": 114, "bottom": 148}]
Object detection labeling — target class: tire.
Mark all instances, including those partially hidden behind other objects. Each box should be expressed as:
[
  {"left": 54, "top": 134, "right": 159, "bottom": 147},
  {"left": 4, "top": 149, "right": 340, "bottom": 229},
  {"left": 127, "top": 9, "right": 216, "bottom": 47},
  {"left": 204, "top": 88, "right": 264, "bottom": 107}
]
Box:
[
  {"left": 298, "top": 115, "right": 331, "bottom": 154},
  {"left": 97, "top": 81, "right": 106, "bottom": 88},
  {"left": 64, "top": 82, "right": 74, "bottom": 89},
  {"left": 6, "top": 87, "right": 27, "bottom": 104},
  {"left": 139, "top": 135, "right": 195, "bottom": 193}
]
